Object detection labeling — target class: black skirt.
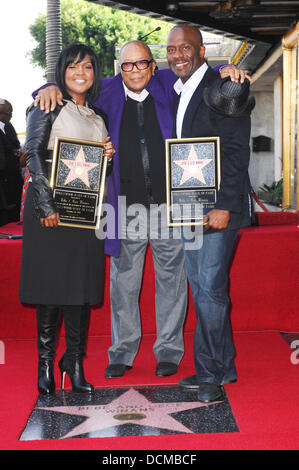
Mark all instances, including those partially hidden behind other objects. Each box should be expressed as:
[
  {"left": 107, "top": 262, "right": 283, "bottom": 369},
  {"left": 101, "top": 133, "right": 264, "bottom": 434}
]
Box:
[{"left": 19, "top": 184, "right": 105, "bottom": 306}]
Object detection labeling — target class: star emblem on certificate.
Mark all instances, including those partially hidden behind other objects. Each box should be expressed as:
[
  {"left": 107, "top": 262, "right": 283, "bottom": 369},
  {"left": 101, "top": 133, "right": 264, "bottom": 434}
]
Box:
[
  {"left": 49, "top": 137, "right": 107, "bottom": 229},
  {"left": 174, "top": 144, "right": 213, "bottom": 186},
  {"left": 165, "top": 137, "right": 221, "bottom": 226},
  {"left": 62, "top": 145, "right": 99, "bottom": 188}
]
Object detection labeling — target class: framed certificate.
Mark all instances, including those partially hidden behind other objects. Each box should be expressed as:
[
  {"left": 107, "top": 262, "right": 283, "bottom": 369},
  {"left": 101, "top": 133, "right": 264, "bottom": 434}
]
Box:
[
  {"left": 49, "top": 137, "right": 107, "bottom": 229},
  {"left": 165, "top": 137, "right": 221, "bottom": 226}
]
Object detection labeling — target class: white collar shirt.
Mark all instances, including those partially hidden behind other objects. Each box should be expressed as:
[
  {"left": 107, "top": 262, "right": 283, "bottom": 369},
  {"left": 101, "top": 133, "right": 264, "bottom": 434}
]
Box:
[
  {"left": 0, "top": 121, "right": 5, "bottom": 134},
  {"left": 122, "top": 82, "right": 149, "bottom": 103},
  {"left": 174, "top": 62, "right": 208, "bottom": 138}
]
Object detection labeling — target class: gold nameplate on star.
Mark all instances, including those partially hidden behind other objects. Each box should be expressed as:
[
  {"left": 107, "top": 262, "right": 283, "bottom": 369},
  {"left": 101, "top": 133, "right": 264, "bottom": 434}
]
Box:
[
  {"left": 165, "top": 137, "right": 221, "bottom": 226},
  {"left": 50, "top": 137, "right": 107, "bottom": 229}
]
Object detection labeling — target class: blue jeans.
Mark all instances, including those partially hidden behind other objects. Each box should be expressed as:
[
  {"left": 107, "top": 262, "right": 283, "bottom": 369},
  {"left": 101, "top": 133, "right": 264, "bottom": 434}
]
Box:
[{"left": 181, "top": 229, "right": 238, "bottom": 385}]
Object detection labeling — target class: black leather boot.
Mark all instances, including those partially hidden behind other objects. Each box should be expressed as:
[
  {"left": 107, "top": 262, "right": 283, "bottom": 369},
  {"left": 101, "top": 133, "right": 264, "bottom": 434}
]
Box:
[
  {"left": 59, "top": 305, "right": 94, "bottom": 393},
  {"left": 36, "top": 304, "right": 61, "bottom": 394}
]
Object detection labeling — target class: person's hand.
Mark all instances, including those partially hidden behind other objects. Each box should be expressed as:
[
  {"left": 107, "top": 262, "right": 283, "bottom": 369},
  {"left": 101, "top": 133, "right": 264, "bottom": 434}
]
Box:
[
  {"left": 40, "top": 212, "right": 60, "bottom": 228},
  {"left": 220, "top": 65, "right": 251, "bottom": 84},
  {"left": 19, "top": 149, "right": 27, "bottom": 168},
  {"left": 203, "top": 209, "right": 230, "bottom": 230},
  {"left": 34, "top": 85, "right": 63, "bottom": 113},
  {"left": 103, "top": 136, "right": 115, "bottom": 161}
]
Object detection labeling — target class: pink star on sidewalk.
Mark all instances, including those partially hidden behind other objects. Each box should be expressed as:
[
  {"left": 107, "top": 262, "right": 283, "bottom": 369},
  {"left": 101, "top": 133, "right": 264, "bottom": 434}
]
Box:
[{"left": 36, "top": 387, "right": 221, "bottom": 439}]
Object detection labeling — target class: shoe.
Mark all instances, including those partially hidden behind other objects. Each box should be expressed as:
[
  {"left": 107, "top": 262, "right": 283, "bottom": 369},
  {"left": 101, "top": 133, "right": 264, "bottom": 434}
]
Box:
[
  {"left": 155, "top": 362, "right": 178, "bottom": 377},
  {"left": 59, "top": 354, "right": 94, "bottom": 393},
  {"left": 36, "top": 304, "right": 61, "bottom": 395},
  {"left": 179, "top": 374, "right": 236, "bottom": 390},
  {"left": 60, "top": 305, "right": 94, "bottom": 393},
  {"left": 197, "top": 382, "right": 224, "bottom": 403},
  {"left": 179, "top": 374, "right": 199, "bottom": 390},
  {"left": 105, "top": 364, "right": 132, "bottom": 378}
]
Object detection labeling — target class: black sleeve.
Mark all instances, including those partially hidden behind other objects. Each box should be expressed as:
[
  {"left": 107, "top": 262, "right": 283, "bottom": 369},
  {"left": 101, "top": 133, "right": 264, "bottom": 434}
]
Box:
[
  {"left": 0, "top": 134, "right": 6, "bottom": 170},
  {"left": 4, "top": 122, "right": 20, "bottom": 150},
  {"left": 106, "top": 158, "right": 113, "bottom": 176},
  {"left": 25, "top": 105, "right": 58, "bottom": 218},
  {"left": 214, "top": 113, "right": 251, "bottom": 214}
]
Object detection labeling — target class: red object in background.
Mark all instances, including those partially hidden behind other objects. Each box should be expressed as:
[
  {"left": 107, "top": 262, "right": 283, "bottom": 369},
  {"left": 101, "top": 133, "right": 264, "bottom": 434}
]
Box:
[
  {"left": 255, "top": 210, "right": 299, "bottom": 226},
  {"left": 1, "top": 221, "right": 299, "bottom": 339}
]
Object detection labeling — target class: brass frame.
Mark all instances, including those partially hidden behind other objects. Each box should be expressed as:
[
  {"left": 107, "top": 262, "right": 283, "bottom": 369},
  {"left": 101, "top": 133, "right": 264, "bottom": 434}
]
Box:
[
  {"left": 282, "top": 23, "right": 299, "bottom": 209},
  {"left": 50, "top": 136, "right": 107, "bottom": 230},
  {"left": 165, "top": 136, "right": 221, "bottom": 227}
]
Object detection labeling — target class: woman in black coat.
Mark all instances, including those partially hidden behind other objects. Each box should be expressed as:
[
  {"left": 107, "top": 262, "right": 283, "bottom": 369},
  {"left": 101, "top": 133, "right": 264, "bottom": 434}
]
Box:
[{"left": 19, "top": 44, "right": 114, "bottom": 394}]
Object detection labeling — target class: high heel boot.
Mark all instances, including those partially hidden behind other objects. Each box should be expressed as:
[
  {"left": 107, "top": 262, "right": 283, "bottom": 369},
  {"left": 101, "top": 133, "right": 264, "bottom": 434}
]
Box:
[
  {"left": 36, "top": 304, "right": 61, "bottom": 394},
  {"left": 59, "top": 305, "right": 94, "bottom": 393}
]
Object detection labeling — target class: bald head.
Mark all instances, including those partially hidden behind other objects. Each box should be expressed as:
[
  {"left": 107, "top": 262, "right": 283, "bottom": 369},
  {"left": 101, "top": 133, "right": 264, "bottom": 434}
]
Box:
[
  {"left": 0, "top": 99, "right": 13, "bottom": 124},
  {"left": 167, "top": 25, "right": 206, "bottom": 83},
  {"left": 0, "top": 99, "right": 11, "bottom": 109},
  {"left": 119, "top": 40, "right": 153, "bottom": 63},
  {"left": 118, "top": 40, "right": 156, "bottom": 94},
  {"left": 168, "top": 25, "right": 203, "bottom": 45}
]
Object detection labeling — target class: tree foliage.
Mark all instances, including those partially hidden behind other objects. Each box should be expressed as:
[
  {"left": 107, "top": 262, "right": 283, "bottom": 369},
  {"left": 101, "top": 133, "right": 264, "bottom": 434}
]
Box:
[{"left": 29, "top": 0, "right": 173, "bottom": 77}]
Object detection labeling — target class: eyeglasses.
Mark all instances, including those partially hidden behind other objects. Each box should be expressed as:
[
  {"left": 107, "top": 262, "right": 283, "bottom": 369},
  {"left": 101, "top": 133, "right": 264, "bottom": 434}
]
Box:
[
  {"left": 0, "top": 111, "right": 12, "bottom": 116},
  {"left": 120, "top": 59, "right": 153, "bottom": 72}
]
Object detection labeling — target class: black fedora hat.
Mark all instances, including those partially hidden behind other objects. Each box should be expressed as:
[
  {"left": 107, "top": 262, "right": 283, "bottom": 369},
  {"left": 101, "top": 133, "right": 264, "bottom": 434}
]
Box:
[{"left": 203, "top": 76, "right": 255, "bottom": 117}]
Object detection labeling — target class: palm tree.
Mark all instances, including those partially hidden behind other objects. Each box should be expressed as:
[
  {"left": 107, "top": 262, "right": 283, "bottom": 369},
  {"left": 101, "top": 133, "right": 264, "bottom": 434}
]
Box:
[{"left": 46, "top": 0, "right": 62, "bottom": 82}]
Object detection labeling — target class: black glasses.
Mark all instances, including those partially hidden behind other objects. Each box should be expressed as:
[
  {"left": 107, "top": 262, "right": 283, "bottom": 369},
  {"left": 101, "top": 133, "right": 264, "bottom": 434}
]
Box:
[
  {"left": 120, "top": 59, "right": 153, "bottom": 72},
  {"left": 0, "top": 111, "right": 12, "bottom": 116}
]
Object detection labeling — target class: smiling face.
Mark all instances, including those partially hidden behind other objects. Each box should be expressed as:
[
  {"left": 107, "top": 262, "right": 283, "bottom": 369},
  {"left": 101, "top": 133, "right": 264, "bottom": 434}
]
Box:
[
  {"left": 119, "top": 41, "right": 156, "bottom": 94},
  {"left": 166, "top": 26, "right": 206, "bottom": 83},
  {"left": 64, "top": 54, "right": 95, "bottom": 105}
]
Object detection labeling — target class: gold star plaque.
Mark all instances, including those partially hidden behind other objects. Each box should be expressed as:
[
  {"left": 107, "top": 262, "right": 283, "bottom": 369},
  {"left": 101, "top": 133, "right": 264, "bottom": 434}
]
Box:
[
  {"left": 49, "top": 136, "right": 107, "bottom": 229},
  {"left": 165, "top": 137, "right": 221, "bottom": 226}
]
